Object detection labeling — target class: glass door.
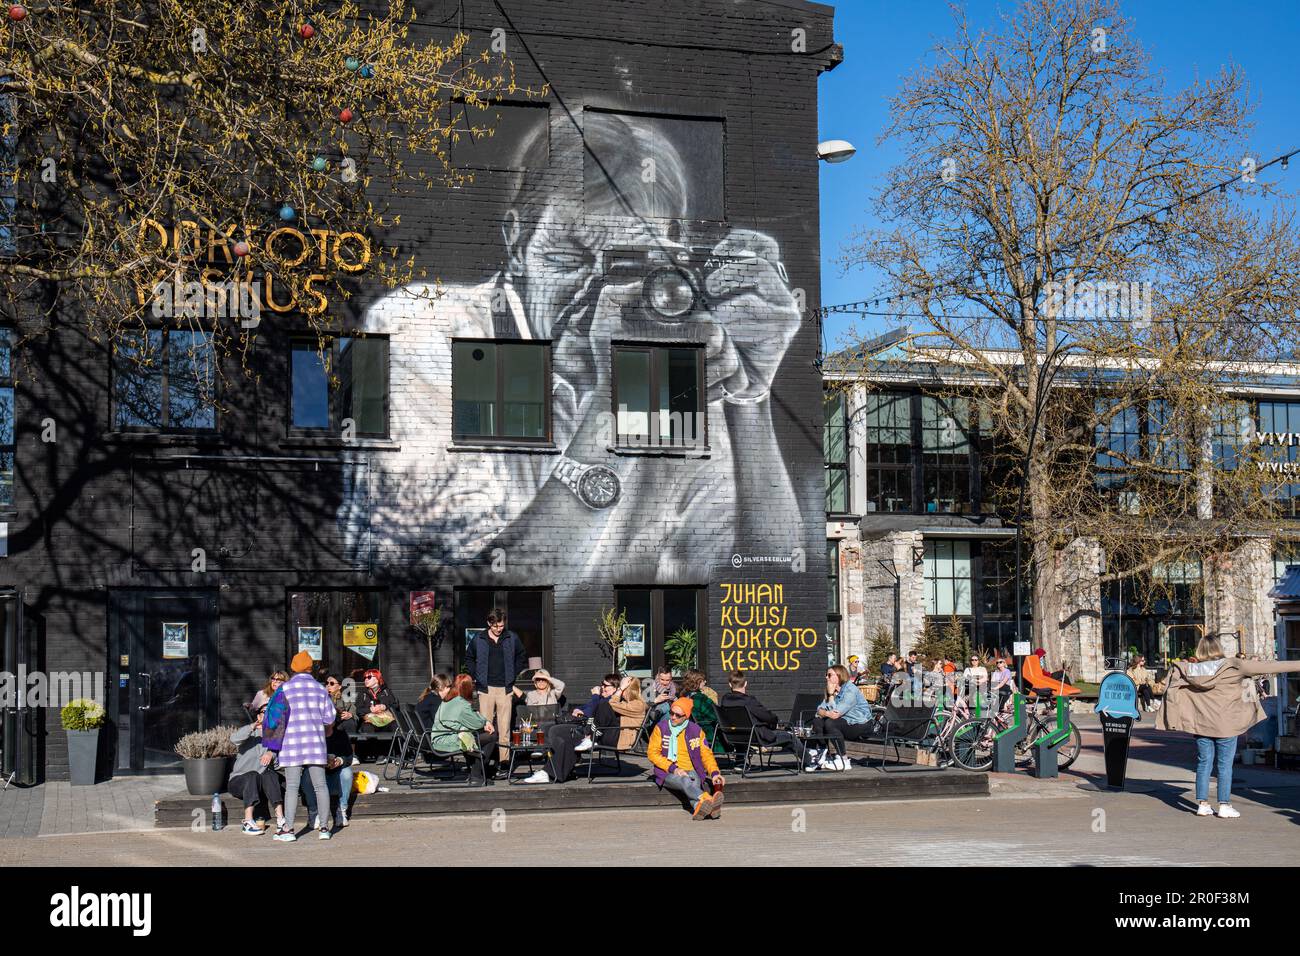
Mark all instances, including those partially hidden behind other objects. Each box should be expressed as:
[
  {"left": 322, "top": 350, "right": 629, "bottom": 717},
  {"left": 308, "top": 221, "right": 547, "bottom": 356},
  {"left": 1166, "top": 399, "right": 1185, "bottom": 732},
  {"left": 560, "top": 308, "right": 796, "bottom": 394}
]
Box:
[
  {"left": 110, "top": 590, "right": 219, "bottom": 772},
  {"left": 614, "top": 587, "right": 706, "bottom": 680}
]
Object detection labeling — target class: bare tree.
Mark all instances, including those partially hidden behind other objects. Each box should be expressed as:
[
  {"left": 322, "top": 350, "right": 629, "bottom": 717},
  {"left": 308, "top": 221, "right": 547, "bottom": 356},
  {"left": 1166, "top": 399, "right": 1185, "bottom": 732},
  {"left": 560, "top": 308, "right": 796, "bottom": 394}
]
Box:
[{"left": 840, "top": 0, "right": 1300, "bottom": 665}]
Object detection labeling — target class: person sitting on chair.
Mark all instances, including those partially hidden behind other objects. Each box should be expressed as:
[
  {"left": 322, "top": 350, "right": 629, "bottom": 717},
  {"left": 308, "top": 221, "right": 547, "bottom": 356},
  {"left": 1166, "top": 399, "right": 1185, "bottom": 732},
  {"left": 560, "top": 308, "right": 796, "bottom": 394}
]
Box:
[
  {"left": 719, "top": 671, "right": 805, "bottom": 759},
  {"left": 647, "top": 697, "right": 725, "bottom": 820},
  {"left": 642, "top": 665, "right": 678, "bottom": 723},
  {"left": 679, "top": 669, "right": 724, "bottom": 752},
  {"left": 228, "top": 706, "right": 285, "bottom": 835},
  {"left": 522, "top": 674, "right": 621, "bottom": 784},
  {"left": 429, "top": 674, "right": 499, "bottom": 785},
  {"left": 808, "top": 664, "right": 874, "bottom": 771},
  {"left": 1127, "top": 656, "right": 1157, "bottom": 712}
]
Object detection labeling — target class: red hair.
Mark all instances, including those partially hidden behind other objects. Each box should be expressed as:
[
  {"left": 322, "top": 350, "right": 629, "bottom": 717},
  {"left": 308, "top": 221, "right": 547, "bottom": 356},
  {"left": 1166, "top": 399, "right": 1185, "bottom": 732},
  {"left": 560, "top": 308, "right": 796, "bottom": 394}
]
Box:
[{"left": 453, "top": 674, "right": 475, "bottom": 701}]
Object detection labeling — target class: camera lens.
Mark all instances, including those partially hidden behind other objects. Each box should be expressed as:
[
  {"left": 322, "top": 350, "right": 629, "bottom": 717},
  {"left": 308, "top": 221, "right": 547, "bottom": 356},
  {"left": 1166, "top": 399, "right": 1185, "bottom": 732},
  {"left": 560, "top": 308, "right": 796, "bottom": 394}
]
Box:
[{"left": 644, "top": 267, "right": 697, "bottom": 318}]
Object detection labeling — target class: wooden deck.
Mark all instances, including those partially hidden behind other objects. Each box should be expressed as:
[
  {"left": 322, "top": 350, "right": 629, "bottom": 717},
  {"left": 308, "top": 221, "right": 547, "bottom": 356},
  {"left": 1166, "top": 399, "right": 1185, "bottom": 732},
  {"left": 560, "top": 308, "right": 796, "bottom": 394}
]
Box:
[{"left": 154, "top": 748, "right": 988, "bottom": 827}]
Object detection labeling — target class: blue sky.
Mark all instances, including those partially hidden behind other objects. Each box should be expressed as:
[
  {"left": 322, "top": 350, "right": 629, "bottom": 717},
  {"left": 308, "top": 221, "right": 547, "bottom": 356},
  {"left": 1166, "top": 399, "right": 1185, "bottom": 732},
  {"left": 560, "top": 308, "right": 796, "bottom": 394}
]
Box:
[{"left": 816, "top": 0, "right": 1300, "bottom": 351}]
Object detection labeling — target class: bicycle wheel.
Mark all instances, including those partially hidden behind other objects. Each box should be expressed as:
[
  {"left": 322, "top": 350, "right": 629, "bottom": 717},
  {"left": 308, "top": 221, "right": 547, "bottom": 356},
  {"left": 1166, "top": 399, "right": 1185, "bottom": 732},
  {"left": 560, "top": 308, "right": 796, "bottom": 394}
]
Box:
[{"left": 950, "top": 717, "right": 995, "bottom": 772}]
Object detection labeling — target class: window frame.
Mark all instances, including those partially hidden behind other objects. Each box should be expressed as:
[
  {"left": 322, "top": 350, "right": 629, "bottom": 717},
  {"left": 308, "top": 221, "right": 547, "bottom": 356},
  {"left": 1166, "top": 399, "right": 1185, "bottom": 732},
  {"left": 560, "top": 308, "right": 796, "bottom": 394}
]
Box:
[
  {"left": 610, "top": 342, "right": 706, "bottom": 449},
  {"left": 0, "top": 328, "right": 12, "bottom": 507},
  {"left": 112, "top": 326, "right": 219, "bottom": 434},
  {"left": 824, "top": 391, "right": 850, "bottom": 514},
  {"left": 450, "top": 338, "right": 553, "bottom": 445},
  {"left": 289, "top": 334, "right": 390, "bottom": 439}
]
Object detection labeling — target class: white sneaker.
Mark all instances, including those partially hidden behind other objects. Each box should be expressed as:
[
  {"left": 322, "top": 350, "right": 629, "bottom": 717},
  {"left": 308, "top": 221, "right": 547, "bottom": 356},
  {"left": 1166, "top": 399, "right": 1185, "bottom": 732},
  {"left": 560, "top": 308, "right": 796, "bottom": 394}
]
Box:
[
  {"left": 574, "top": 737, "right": 594, "bottom": 753},
  {"left": 1217, "top": 804, "right": 1241, "bottom": 819},
  {"left": 1196, "top": 802, "right": 1215, "bottom": 816},
  {"left": 319, "top": 827, "right": 332, "bottom": 840},
  {"left": 835, "top": 755, "right": 851, "bottom": 771},
  {"left": 523, "top": 770, "right": 551, "bottom": 784},
  {"left": 805, "top": 747, "right": 823, "bottom": 768},
  {"left": 335, "top": 808, "right": 349, "bottom": 829},
  {"left": 273, "top": 828, "right": 296, "bottom": 842}
]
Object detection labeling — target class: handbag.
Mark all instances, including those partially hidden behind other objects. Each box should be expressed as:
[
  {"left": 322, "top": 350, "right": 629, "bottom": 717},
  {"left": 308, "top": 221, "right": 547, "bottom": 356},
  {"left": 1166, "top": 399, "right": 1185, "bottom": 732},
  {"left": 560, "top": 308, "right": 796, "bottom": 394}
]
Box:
[{"left": 456, "top": 731, "right": 479, "bottom": 752}]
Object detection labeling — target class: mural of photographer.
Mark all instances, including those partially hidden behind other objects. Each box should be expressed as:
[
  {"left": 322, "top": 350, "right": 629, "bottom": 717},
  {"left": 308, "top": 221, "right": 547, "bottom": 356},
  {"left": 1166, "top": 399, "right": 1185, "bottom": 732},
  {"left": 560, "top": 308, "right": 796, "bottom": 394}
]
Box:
[{"left": 342, "top": 107, "right": 807, "bottom": 580}]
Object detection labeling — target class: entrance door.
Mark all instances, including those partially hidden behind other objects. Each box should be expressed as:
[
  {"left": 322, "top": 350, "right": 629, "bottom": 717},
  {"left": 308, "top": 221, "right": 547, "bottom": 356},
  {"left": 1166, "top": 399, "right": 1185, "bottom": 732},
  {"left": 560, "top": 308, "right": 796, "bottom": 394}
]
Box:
[
  {"left": 614, "top": 587, "right": 707, "bottom": 680},
  {"left": 109, "top": 590, "right": 219, "bottom": 773}
]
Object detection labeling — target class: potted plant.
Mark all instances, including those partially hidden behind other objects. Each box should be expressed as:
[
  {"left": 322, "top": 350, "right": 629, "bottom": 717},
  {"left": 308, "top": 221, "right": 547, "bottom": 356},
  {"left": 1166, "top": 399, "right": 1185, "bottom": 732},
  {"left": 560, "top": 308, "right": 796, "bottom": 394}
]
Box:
[
  {"left": 594, "top": 606, "right": 628, "bottom": 669},
  {"left": 174, "top": 726, "right": 239, "bottom": 796},
  {"left": 413, "top": 606, "right": 444, "bottom": 679},
  {"left": 664, "top": 626, "right": 698, "bottom": 676},
  {"left": 61, "top": 698, "right": 106, "bottom": 786}
]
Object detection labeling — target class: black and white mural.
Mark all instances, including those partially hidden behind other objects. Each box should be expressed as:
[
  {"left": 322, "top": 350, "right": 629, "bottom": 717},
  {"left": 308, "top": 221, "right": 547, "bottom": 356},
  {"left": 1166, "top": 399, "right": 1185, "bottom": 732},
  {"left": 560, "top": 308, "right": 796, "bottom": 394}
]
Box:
[{"left": 342, "top": 107, "right": 807, "bottom": 583}]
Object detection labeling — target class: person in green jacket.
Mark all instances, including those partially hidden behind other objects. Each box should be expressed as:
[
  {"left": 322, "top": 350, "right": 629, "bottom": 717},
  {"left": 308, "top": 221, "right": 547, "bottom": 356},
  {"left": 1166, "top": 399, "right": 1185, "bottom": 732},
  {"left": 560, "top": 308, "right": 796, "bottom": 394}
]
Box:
[
  {"left": 680, "top": 670, "right": 726, "bottom": 753},
  {"left": 429, "top": 674, "right": 499, "bottom": 784}
]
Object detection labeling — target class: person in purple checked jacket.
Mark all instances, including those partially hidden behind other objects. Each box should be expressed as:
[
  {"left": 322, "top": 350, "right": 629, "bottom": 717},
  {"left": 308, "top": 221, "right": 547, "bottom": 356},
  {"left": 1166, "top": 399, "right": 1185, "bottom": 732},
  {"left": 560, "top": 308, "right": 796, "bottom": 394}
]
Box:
[{"left": 267, "top": 652, "right": 340, "bottom": 843}]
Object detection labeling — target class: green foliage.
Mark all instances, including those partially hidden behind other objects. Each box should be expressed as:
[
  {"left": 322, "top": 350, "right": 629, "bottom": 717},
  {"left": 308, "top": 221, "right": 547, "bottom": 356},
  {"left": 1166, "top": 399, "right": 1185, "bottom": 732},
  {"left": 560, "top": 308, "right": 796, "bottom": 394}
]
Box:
[
  {"left": 912, "top": 615, "right": 970, "bottom": 664},
  {"left": 664, "top": 627, "right": 698, "bottom": 675},
  {"left": 595, "top": 606, "right": 628, "bottom": 664},
  {"left": 60, "top": 698, "right": 105, "bottom": 731},
  {"left": 865, "top": 624, "right": 895, "bottom": 676}
]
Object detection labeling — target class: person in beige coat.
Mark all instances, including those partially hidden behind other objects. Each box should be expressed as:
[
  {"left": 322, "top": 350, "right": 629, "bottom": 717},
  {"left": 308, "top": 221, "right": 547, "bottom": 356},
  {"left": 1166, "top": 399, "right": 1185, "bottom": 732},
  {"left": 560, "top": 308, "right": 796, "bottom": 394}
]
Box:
[
  {"left": 1126, "top": 656, "right": 1157, "bottom": 712},
  {"left": 1157, "top": 636, "right": 1300, "bottom": 818}
]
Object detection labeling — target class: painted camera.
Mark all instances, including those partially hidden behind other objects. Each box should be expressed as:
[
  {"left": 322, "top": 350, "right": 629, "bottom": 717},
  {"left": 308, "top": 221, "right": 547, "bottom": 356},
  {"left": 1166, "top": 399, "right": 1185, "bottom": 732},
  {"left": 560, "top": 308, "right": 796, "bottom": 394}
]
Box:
[{"left": 604, "top": 244, "right": 747, "bottom": 319}]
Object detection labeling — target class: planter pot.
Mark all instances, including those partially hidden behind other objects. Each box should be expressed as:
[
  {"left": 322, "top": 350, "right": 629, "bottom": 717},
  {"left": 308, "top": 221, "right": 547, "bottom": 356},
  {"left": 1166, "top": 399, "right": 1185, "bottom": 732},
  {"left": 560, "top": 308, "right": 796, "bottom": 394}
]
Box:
[
  {"left": 182, "top": 757, "right": 233, "bottom": 797},
  {"left": 67, "top": 728, "right": 100, "bottom": 786}
]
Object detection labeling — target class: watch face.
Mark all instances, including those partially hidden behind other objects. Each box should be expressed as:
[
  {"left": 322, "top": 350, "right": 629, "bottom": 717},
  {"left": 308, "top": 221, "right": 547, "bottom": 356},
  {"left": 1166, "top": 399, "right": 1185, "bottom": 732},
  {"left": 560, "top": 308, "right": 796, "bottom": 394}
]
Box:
[{"left": 578, "top": 466, "right": 621, "bottom": 509}]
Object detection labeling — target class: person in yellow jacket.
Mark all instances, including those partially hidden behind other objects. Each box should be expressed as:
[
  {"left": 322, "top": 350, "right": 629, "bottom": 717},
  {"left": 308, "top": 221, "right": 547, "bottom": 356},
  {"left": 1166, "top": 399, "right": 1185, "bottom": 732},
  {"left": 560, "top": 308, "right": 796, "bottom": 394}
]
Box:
[{"left": 647, "top": 697, "right": 725, "bottom": 820}]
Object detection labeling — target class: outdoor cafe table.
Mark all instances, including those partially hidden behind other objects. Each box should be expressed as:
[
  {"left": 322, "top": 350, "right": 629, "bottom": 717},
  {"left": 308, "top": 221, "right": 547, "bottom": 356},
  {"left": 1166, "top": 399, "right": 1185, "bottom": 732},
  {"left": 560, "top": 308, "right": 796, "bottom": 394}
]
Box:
[{"left": 505, "top": 734, "right": 552, "bottom": 784}]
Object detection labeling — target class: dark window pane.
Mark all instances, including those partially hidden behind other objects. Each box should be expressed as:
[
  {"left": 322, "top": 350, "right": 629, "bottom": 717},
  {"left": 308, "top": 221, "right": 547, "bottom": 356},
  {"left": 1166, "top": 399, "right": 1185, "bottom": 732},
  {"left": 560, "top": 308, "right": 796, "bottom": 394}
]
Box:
[
  {"left": 291, "top": 343, "right": 330, "bottom": 429},
  {"left": 501, "top": 344, "right": 546, "bottom": 439},
  {"left": 615, "top": 349, "right": 651, "bottom": 442},
  {"left": 662, "top": 589, "right": 699, "bottom": 672},
  {"left": 452, "top": 342, "right": 497, "bottom": 437},
  {"left": 583, "top": 111, "right": 724, "bottom": 221},
  {"left": 0, "top": 450, "right": 11, "bottom": 506},
  {"left": 167, "top": 330, "right": 215, "bottom": 430},
  {"left": 341, "top": 337, "right": 387, "bottom": 436},
  {"left": 0, "top": 387, "right": 11, "bottom": 445},
  {"left": 505, "top": 591, "right": 545, "bottom": 668},
  {"left": 0, "top": 328, "right": 11, "bottom": 378},
  {"left": 665, "top": 348, "right": 701, "bottom": 444},
  {"left": 452, "top": 102, "right": 549, "bottom": 171},
  {"left": 617, "top": 588, "right": 653, "bottom": 677},
  {"left": 114, "top": 330, "right": 164, "bottom": 428}
]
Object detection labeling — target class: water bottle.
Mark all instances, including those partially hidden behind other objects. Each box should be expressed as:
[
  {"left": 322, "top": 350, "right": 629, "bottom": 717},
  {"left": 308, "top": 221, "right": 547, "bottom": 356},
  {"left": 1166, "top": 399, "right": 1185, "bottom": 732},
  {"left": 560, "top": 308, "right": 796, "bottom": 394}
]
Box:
[{"left": 211, "top": 792, "right": 225, "bottom": 831}]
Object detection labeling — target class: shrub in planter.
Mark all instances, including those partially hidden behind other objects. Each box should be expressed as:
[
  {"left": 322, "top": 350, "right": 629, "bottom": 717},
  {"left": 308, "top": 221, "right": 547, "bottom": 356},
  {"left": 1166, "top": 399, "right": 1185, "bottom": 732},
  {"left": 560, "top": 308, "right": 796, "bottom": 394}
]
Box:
[
  {"left": 60, "top": 698, "right": 106, "bottom": 786},
  {"left": 174, "top": 726, "right": 240, "bottom": 796}
]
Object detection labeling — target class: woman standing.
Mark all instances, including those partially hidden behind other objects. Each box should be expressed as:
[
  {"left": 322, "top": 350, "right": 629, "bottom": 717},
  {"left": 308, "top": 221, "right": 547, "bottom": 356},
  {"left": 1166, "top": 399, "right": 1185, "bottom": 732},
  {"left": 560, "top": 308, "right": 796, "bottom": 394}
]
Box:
[
  {"left": 1158, "top": 636, "right": 1300, "bottom": 818},
  {"left": 268, "top": 652, "right": 339, "bottom": 842}
]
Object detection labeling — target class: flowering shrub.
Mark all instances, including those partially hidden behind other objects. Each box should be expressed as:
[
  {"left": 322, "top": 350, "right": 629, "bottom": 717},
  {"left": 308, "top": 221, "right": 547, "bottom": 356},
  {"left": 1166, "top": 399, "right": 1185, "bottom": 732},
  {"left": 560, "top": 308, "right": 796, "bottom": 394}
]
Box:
[{"left": 60, "top": 698, "right": 106, "bottom": 731}]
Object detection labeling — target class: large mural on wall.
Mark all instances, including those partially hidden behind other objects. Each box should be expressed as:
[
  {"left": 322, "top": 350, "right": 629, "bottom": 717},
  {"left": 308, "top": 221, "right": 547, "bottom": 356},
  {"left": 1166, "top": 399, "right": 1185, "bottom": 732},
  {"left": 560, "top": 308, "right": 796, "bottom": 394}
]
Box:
[{"left": 339, "top": 108, "right": 806, "bottom": 581}]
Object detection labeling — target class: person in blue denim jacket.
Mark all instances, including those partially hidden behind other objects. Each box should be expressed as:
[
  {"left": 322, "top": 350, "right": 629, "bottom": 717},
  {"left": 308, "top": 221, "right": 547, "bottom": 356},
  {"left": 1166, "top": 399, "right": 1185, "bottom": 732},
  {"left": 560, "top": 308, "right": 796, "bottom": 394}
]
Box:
[{"left": 807, "top": 664, "right": 874, "bottom": 771}]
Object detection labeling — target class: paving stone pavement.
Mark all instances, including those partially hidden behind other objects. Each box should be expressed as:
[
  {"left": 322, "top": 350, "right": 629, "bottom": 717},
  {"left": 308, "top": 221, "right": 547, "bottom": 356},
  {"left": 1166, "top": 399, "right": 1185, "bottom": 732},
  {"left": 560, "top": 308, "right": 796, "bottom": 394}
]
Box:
[{"left": 0, "top": 776, "right": 183, "bottom": 838}]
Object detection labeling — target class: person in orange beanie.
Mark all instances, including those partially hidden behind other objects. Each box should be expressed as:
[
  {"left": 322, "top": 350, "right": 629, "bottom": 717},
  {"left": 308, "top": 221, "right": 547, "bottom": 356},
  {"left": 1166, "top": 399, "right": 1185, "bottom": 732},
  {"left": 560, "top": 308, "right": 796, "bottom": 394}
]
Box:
[{"left": 646, "top": 695, "right": 725, "bottom": 820}]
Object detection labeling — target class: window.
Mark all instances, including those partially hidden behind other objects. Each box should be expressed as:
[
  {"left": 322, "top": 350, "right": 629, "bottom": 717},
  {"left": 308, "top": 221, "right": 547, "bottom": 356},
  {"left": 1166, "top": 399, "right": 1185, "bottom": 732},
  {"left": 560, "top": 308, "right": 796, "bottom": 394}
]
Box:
[
  {"left": 1258, "top": 401, "right": 1300, "bottom": 517},
  {"left": 615, "top": 586, "right": 705, "bottom": 679},
  {"left": 921, "top": 396, "right": 971, "bottom": 513},
  {"left": 827, "top": 540, "right": 842, "bottom": 665},
  {"left": 287, "top": 590, "right": 383, "bottom": 678},
  {"left": 113, "top": 329, "right": 216, "bottom": 431},
  {"left": 978, "top": 540, "right": 1030, "bottom": 646},
  {"left": 291, "top": 336, "right": 388, "bottom": 437},
  {"left": 1095, "top": 401, "right": 1140, "bottom": 489},
  {"left": 1274, "top": 543, "right": 1300, "bottom": 583},
  {"left": 583, "top": 111, "right": 725, "bottom": 221},
  {"left": 0, "top": 89, "right": 14, "bottom": 258},
  {"left": 455, "top": 588, "right": 553, "bottom": 674},
  {"left": 924, "top": 539, "right": 972, "bottom": 616},
  {"left": 863, "top": 391, "right": 912, "bottom": 513},
  {"left": 0, "top": 329, "right": 11, "bottom": 505},
  {"left": 451, "top": 102, "right": 549, "bottom": 171},
  {"left": 613, "top": 345, "right": 703, "bottom": 447},
  {"left": 451, "top": 340, "right": 550, "bottom": 442},
  {"left": 824, "top": 390, "right": 849, "bottom": 513}
]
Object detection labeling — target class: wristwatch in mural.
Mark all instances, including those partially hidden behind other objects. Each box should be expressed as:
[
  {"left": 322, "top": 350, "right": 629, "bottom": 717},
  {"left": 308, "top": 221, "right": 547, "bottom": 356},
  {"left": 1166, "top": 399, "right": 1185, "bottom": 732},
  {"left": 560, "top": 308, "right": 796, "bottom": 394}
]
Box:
[{"left": 553, "top": 456, "right": 621, "bottom": 510}]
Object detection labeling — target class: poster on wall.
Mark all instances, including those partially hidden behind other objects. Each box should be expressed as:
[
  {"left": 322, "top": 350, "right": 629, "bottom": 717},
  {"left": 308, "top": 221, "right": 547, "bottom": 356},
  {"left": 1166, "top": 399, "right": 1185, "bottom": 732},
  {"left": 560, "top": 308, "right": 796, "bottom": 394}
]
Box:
[
  {"left": 297, "top": 626, "right": 323, "bottom": 661},
  {"left": 410, "top": 590, "right": 439, "bottom": 625},
  {"left": 343, "top": 622, "right": 379, "bottom": 662},
  {"left": 464, "top": 627, "right": 485, "bottom": 651},
  {"left": 621, "top": 624, "right": 645, "bottom": 656},
  {"left": 162, "top": 622, "right": 189, "bottom": 660}
]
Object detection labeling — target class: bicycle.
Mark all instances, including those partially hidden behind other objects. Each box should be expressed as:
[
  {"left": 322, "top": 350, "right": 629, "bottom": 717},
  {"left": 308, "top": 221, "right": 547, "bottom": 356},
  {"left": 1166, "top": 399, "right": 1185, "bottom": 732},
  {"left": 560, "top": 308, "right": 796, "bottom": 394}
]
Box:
[{"left": 949, "top": 690, "right": 1081, "bottom": 772}]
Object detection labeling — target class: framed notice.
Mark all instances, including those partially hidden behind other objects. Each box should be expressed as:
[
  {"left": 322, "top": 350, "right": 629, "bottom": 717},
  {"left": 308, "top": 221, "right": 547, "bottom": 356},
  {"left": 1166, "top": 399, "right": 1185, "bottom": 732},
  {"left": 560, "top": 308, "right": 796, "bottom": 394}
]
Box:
[
  {"left": 343, "top": 622, "right": 379, "bottom": 662},
  {"left": 162, "top": 622, "right": 189, "bottom": 660},
  {"left": 464, "top": 627, "right": 485, "bottom": 651},
  {"left": 621, "top": 624, "right": 645, "bottom": 656},
  {"left": 297, "top": 626, "right": 323, "bottom": 661},
  {"left": 410, "top": 590, "right": 439, "bottom": 625}
]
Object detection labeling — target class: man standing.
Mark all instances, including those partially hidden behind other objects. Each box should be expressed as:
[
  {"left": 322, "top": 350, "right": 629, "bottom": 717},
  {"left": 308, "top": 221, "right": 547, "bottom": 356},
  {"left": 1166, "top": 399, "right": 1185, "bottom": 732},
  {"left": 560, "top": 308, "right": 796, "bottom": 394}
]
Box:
[{"left": 465, "top": 608, "right": 526, "bottom": 772}]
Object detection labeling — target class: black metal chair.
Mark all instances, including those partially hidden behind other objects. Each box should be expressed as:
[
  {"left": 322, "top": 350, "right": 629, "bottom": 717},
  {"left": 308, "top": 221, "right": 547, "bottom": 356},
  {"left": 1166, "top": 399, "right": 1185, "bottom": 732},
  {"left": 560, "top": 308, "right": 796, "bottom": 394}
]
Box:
[
  {"left": 716, "top": 705, "right": 800, "bottom": 777},
  {"left": 382, "top": 706, "right": 418, "bottom": 781},
  {"left": 583, "top": 719, "right": 632, "bottom": 783},
  {"left": 869, "top": 698, "right": 941, "bottom": 772},
  {"left": 626, "top": 707, "right": 659, "bottom": 756}
]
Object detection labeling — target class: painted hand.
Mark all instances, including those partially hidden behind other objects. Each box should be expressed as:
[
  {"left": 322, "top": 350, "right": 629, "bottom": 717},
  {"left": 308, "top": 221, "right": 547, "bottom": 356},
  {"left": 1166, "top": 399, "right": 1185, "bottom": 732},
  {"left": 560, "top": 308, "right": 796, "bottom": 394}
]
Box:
[{"left": 701, "top": 229, "right": 800, "bottom": 403}]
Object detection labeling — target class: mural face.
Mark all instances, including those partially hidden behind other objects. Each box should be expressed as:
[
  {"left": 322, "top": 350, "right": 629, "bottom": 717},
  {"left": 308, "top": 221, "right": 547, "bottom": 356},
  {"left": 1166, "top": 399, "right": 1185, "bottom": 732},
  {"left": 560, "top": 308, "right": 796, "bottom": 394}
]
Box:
[{"left": 344, "top": 109, "right": 803, "bottom": 582}]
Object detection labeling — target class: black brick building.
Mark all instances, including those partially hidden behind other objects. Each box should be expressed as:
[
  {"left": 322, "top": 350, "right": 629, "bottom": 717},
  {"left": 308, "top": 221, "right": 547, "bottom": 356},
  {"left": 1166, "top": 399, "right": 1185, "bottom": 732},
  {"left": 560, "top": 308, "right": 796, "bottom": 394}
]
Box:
[{"left": 1, "top": 0, "right": 840, "bottom": 781}]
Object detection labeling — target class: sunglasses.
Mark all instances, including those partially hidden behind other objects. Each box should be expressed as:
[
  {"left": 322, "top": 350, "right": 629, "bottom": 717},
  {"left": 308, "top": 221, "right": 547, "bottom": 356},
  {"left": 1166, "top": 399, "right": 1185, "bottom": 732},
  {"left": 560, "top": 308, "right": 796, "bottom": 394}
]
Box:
[{"left": 670, "top": 710, "right": 687, "bottom": 718}]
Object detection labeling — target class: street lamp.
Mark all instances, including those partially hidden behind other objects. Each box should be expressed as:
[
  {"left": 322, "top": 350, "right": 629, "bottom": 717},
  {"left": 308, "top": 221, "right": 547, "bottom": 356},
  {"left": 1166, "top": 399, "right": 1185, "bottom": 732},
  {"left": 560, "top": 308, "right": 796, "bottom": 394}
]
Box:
[{"left": 817, "top": 139, "right": 857, "bottom": 163}]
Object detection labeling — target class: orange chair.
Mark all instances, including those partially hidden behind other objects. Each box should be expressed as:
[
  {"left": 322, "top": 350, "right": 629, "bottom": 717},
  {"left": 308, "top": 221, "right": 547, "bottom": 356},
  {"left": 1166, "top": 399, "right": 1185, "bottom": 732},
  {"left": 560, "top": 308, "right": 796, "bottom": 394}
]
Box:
[{"left": 1021, "top": 654, "right": 1081, "bottom": 697}]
